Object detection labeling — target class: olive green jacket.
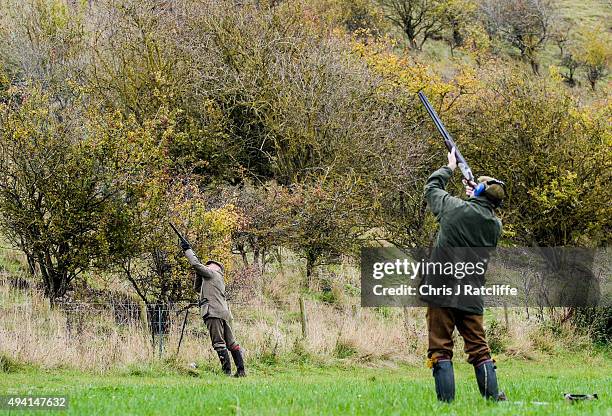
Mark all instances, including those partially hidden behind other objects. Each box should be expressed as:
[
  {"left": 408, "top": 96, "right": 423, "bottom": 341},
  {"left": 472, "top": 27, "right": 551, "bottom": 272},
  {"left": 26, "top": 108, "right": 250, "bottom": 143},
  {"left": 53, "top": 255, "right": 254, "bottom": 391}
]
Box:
[
  {"left": 421, "top": 166, "right": 502, "bottom": 314},
  {"left": 185, "top": 249, "right": 232, "bottom": 322},
  {"left": 425, "top": 166, "right": 502, "bottom": 248}
]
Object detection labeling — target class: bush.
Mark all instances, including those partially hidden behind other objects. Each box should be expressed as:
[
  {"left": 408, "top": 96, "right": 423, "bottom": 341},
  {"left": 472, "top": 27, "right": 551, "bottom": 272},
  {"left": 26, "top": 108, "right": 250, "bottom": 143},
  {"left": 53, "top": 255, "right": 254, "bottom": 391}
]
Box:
[
  {"left": 485, "top": 318, "right": 507, "bottom": 354},
  {"left": 573, "top": 307, "right": 612, "bottom": 346},
  {"left": 0, "top": 88, "right": 164, "bottom": 303},
  {"left": 289, "top": 339, "right": 313, "bottom": 364},
  {"left": 333, "top": 339, "right": 358, "bottom": 359},
  {"left": 0, "top": 353, "right": 22, "bottom": 373},
  {"left": 453, "top": 71, "right": 612, "bottom": 247}
]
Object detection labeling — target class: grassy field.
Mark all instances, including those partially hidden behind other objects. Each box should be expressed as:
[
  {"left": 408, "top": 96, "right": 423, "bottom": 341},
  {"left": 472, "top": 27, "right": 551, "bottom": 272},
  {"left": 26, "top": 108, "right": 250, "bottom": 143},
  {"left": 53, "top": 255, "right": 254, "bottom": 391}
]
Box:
[{"left": 1, "top": 354, "right": 610, "bottom": 415}]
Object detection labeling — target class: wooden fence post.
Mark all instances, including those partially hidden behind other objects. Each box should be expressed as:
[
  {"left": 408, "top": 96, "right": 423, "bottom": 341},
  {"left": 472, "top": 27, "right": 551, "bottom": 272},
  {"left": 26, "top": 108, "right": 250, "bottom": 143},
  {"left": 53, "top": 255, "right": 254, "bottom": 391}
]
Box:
[
  {"left": 299, "top": 297, "right": 307, "bottom": 339},
  {"left": 504, "top": 303, "right": 510, "bottom": 332}
]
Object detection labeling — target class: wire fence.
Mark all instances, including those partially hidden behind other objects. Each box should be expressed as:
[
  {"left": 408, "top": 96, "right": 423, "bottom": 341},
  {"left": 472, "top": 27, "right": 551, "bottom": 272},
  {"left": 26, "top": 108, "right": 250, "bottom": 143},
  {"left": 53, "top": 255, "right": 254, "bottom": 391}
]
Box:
[
  {"left": 1, "top": 299, "right": 205, "bottom": 358},
  {"left": 0, "top": 268, "right": 411, "bottom": 367},
  {"left": 0, "top": 269, "right": 300, "bottom": 364}
]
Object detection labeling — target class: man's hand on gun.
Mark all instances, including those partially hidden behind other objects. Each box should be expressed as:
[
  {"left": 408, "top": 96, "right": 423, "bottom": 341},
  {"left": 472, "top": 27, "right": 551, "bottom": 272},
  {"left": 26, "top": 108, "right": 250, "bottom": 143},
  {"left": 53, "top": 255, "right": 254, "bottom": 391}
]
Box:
[
  {"left": 180, "top": 238, "right": 191, "bottom": 251},
  {"left": 170, "top": 222, "right": 192, "bottom": 251},
  {"left": 462, "top": 179, "right": 475, "bottom": 197}
]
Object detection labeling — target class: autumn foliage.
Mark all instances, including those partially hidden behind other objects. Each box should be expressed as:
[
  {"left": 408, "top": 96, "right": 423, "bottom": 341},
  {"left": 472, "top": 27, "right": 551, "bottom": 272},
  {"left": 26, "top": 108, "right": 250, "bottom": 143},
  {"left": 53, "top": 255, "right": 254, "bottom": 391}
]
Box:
[{"left": 0, "top": 0, "right": 609, "bottom": 305}]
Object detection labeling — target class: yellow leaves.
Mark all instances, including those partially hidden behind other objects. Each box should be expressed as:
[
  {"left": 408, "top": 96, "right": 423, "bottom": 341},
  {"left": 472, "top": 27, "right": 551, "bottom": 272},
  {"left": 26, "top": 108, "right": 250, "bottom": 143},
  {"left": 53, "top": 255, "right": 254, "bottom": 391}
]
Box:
[
  {"left": 454, "top": 65, "right": 479, "bottom": 94},
  {"left": 29, "top": 0, "right": 85, "bottom": 47},
  {"left": 575, "top": 27, "right": 611, "bottom": 68},
  {"left": 199, "top": 205, "right": 242, "bottom": 268},
  {"left": 306, "top": 0, "right": 385, "bottom": 36},
  {"left": 350, "top": 35, "right": 473, "bottom": 107},
  {"left": 460, "top": 23, "right": 491, "bottom": 57},
  {"left": 446, "top": 0, "right": 477, "bottom": 14},
  {"left": 201, "top": 98, "right": 224, "bottom": 122},
  {"left": 202, "top": 204, "right": 242, "bottom": 239},
  {"left": 0, "top": 65, "right": 9, "bottom": 91},
  {"left": 567, "top": 106, "right": 593, "bottom": 131},
  {"left": 547, "top": 65, "right": 564, "bottom": 83},
  {"left": 168, "top": 185, "right": 244, "bottom": 274},
  {"left": 501, "top": 223, "right": 517, "bottom": 239},
  {"left": 153, "top": 70, "right": 168, "bottom": 87},
  {"left": 452, "top": 69, "right": 610, "bottom": 245},
  {"left": 49, "top": 0, "right": 70, "bottom": 30},
  {"left": 529, "top": 170, "right": 581, "bottom": 214}
]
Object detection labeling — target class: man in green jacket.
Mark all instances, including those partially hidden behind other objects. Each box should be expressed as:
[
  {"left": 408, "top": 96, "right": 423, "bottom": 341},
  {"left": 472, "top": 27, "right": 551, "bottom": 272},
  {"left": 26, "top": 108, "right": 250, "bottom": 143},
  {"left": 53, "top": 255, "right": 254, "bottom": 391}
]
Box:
[
  {"left": 422, "top": 148, "right": 506, "bottom": 402},
  {"left": 181, "top": 240, "right": 246, "bottom": 377}
]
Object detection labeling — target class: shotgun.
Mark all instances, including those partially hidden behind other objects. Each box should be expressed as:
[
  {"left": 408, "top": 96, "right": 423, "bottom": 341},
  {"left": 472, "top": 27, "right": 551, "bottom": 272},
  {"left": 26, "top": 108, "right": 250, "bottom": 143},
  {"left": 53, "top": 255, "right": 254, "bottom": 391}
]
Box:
[
  {"left": 169, "top": 222, "right": 190, "bottom": 248},
  {"left": 418, "top": 91, "right": 476, "bottom": 186}
]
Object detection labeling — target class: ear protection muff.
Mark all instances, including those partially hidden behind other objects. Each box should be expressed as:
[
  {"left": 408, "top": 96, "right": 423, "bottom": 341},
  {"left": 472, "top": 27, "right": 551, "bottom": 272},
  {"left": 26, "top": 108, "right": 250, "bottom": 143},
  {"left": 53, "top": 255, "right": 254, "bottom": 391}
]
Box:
[
  {"left": 473, "top": 179, "right": 506, "bottom": 202},
  {"left": 473, "top": 182, "right": 486, "bottom": 197}
]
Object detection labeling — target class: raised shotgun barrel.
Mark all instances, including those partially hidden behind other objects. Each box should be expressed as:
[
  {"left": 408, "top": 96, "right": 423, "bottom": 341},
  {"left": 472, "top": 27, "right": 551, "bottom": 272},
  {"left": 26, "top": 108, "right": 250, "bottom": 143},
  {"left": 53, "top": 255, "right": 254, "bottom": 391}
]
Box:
[
  {"left": 418, "top": 91, "right": 475, "bottom": 185},
  {"left": 169, "top": 221, "right": 190, "bottom": 247}
]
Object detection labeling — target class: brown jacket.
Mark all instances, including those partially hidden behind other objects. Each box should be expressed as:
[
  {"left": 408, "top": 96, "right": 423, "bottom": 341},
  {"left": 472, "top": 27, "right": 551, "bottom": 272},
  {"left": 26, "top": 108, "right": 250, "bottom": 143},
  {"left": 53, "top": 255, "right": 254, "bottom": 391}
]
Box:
[{"left": 186, "top": 249, "right": 232, "bottom": 321}]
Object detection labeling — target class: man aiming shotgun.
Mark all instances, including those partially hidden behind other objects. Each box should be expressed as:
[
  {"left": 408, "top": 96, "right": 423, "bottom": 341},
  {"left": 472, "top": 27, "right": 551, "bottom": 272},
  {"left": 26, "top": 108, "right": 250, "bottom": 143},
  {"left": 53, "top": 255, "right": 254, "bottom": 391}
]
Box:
[
  {"left": 418, "top": 92, "right": 507, "bottom": 402},
  {"left": 170, "top": 222, "right": 246, "bottom": 377}
]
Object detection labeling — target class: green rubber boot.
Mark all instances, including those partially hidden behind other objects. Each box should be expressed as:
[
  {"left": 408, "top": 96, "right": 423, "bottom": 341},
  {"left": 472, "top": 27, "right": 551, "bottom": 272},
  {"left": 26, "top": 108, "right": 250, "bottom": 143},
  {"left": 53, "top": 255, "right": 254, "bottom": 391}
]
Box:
[{"left": 433, "top": 359, "right": 455, "bottom": 402}]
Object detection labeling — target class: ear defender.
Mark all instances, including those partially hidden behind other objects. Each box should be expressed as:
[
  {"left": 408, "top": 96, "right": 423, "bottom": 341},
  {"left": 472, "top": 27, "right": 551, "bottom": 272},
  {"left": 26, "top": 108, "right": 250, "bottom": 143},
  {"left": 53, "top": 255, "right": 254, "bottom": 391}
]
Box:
[{"left": 473, "top": 182, "right": 486, "bottom": 197}]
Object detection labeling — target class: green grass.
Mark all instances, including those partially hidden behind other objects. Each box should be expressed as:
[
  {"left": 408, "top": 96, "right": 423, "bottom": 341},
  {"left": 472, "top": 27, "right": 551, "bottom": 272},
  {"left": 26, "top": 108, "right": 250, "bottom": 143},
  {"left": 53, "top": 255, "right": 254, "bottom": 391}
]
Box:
[
  {"left": 557, "top": 0, "right": 610, "bottom": 29},
  {"left": 0, "top": 244, "right": 26, "bottom": 276},
  {"left": 0, "top": 356, "right": 610, "bottom": 415},
  {"left": 417, "top": 0, "right": 612, "bottom": 89}
]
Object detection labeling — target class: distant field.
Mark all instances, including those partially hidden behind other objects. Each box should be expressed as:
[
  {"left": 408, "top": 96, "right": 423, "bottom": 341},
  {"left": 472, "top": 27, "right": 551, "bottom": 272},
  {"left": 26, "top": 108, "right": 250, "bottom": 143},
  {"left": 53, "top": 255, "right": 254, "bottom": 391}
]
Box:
[
  {"left": 557, "top": 0, "right": 610, "bottom": 28},
  {"left": 1, "top": 355, "right": 610, "bottom": 415},
  {"left": 539, "top": 0, "right": 611, "bottom": 74},
  {"left": 421, "top": 0, "right": 611, "bottom": 82}
]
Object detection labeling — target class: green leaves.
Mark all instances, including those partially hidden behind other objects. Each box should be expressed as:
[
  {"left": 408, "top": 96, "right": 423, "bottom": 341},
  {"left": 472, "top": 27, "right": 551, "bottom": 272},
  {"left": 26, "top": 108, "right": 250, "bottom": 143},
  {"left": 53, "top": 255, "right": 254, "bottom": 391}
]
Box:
[
  {"left": 0, "top": 85, "right": 169, "bottom": 300},
  {"left": 453, "top": 72, "right": 612, "bottom": 247}
]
